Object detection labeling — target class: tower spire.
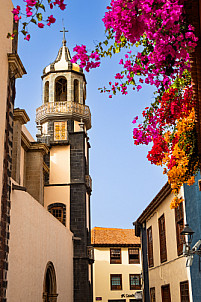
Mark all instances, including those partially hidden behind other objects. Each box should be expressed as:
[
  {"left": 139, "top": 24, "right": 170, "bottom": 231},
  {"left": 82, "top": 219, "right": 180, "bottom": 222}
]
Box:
[{"left": 60, "top": 20, "right": 68, "bottom": 46}]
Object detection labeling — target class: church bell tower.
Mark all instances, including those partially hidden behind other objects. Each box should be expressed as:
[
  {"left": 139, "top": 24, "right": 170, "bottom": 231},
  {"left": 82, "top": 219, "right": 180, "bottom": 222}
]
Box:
[{"left": 36, "top": 30, "right": 93, "bottom": 302}]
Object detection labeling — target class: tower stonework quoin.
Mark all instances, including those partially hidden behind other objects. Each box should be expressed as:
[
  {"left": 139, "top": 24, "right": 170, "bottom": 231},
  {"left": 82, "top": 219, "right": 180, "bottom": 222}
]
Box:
[{"left": 36, "top": 32, "right": 93, "bottom": 302}]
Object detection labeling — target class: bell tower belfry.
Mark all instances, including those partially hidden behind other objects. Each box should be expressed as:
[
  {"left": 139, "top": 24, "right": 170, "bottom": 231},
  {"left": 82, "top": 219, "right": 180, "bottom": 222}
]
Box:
[{"left": 36, "top": 30, "right": 93, "bottom": 302}]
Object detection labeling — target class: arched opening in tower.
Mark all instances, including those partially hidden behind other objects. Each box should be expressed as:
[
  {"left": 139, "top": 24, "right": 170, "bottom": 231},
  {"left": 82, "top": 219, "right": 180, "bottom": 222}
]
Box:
[
  {"left": 44, "top": 81, "right": 49, "bottom": 103},
  {"left": 55, "top": 76, "right": 67, "bottom": 102},
  {"left": 83, "top": 83, "right": 86, "bottom": 105},
  {"left": 74, "top": 79, "right": 79, "bottom": 103}
]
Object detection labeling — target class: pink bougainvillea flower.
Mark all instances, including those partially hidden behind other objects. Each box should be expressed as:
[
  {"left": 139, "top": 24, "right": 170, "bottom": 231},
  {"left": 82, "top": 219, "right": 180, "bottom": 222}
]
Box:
[
  {"left": 137, "top": 85, "right": 142, "bottom": 91},
  {"left": 54, "top": 0, "right": 66, "bottom": 10},
  {"left": 14, "top": 15, "right": 21, "bottom": 22},
  {"left": 47, "top": 15, "right": 56, "bottom": 26},
  {"left": 38, "top": 23, "right": 44, "bottom": 28},
  {"left": 26, "top": 6, "right": 32, "bottom": 17},
  {"left": 25, "top": 0, "right": 36, "bottom": 7},
  {"left": 12, "top": 6, "right": 20, "bottom": 15},
  {"left": 24, "top": 34, "right": 30, "bottom": 41}
]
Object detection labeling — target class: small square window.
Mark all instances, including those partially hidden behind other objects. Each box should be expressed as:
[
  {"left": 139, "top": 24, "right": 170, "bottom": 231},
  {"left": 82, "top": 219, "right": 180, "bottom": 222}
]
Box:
[
  {"left": 129, "top": 274, "right": 141, "bottom": 290},
  {"left": 110, "top": 274, "right": 122, "bottom": 290},
  {"left": 128, "top": 248, "right": 140, "bottom": 264},
  {"left": 110, "top": 249, "right": 121, "bottom": 264}
]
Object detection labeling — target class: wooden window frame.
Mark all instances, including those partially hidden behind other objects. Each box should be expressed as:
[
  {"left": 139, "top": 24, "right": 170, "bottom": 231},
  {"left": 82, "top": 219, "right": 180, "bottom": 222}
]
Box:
[
  {"left": 48, "top": 203, "right": 66, "bottom": 225},
  {"left": 147, "top": 226, "right": 154, "bottom": 267},
  {"left": 175, "top": 202, "right": 184, "bottom": 256},
  {"left": 158, "top": 214, "right": 167, "bottom": 263},
  {"left": 110, "top": 274, "right": 122, "bottom": 291},
  {"left": 180, "top": 281, "right": 190, "bottom": 302},
  {"left": 128, "top": 248, "right": 140, "bottom": 264},
  {"left": 150, "top": 287, "right": 156, "bottom": 302},
  {"left": 161, "top": 284, "right": 171, "bottom": 302},
  {"left": 129, "top": 274, "right": 141, "bottom": 290},
  {"left": 110, "top": 248, "right": 121, "bottom": 264}
]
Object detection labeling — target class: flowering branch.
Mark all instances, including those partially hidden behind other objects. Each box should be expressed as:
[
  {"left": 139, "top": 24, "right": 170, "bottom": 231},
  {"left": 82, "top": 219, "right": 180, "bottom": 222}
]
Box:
[{"left": 9, "top": 0, "right": 66, "bottom": 41}]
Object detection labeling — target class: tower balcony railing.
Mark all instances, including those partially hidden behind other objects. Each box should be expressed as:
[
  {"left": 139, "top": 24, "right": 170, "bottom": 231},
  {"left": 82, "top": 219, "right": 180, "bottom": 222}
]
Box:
[{"left": 36, "top": 101, "right": 91, "bottom": 130}]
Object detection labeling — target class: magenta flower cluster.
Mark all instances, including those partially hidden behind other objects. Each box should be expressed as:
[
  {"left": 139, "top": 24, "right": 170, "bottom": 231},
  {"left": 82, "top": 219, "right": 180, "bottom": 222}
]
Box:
[
  {"left": 71, "top": 45, "right": 100, "bottom": 72},
  {"left": 72, "top": 0, "right": 197, "bottom": 94},
  {"left": 12, "top": 0, "right": 64, "bottom": 40},
  {"left": 104, "top": 0, "right": 197, "bottom": 90}
]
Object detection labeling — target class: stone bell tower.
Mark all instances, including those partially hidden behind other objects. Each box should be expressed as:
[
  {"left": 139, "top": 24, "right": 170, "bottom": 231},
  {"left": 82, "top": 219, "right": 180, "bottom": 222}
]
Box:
[{"left": 36, "top": 29, "right": 93, "bottom": 302}]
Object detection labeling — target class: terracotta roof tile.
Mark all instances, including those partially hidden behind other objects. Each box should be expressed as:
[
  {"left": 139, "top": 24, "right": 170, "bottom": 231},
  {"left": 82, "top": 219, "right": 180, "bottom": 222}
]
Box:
[{"left": 91, "top": 227, "right": 140, "bottom": 246}]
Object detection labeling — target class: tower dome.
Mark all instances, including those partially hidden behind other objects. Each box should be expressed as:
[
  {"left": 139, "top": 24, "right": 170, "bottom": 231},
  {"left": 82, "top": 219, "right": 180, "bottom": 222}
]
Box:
[
  {"left": 42, "top": 31, "right": 82, "bottom": 76},
  {"left": 36, "top": 30, "right": 91, "bottom": 144}
]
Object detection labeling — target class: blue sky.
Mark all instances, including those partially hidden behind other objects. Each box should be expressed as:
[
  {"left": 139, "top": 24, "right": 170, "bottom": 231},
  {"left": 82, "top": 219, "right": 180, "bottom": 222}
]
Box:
[{"left": 13, "top": 0, "right": 167, "bottom": 228}]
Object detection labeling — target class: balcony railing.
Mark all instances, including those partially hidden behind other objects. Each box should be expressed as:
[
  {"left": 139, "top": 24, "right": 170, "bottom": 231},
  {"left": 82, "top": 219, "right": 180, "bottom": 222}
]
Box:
[{"left": 36, "top": 101, "right": 91, "bottom": 130}]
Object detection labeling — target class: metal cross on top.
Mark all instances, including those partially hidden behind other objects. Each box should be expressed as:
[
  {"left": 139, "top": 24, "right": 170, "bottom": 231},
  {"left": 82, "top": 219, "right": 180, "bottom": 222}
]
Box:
[{"left": 60, "top": 26, "right": 68, "bottom": 46}]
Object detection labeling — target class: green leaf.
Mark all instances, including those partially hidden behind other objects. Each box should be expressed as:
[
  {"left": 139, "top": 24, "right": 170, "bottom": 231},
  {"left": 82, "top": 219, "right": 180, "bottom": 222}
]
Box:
[
  {"left": 21, "top": 30, "right": 27, "bottom": 36},
  {"left": 31, "top": 18, "right": 37, "bottom": 24},
  {"left": 36, "top": 13, "right": 43, "bottom": 21},
  {"left": 39, "top": 4, "right": 46, "bottom": 11}
]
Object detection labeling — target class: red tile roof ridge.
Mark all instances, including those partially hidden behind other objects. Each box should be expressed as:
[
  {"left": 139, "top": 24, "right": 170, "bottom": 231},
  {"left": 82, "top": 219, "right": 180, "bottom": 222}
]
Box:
[{"left": 91, "top": 227, "right": 140, "bottom": 245}]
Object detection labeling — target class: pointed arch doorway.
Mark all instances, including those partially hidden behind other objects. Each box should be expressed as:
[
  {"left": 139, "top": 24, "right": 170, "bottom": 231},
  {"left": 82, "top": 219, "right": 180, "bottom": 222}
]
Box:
[{"left": 43, "top": 262, "right": 58, "bottom": 302}]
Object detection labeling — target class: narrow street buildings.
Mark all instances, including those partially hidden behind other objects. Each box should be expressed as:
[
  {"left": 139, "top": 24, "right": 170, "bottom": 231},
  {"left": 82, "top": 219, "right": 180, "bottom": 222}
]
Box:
[
  {"left": 135, "top": 183, "right": 192, "bottom": 302},
  {"left": 92, "top": 227, "right": 142, "bottom": 302}
]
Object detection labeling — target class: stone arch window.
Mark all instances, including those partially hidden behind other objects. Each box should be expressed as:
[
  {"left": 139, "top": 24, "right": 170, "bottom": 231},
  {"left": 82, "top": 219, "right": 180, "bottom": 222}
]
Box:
[
  {"left": 74, "top": 79, "right": 79, "bottom": 103},
  {"left": 44, "top": 81, "right": 49, "bottom": 103},
  {"left": 43, "top": 262, "right": 58, "bottom": 302},
  {"left": 48, "top": 203, "right": 66, "bottom": 226},
  {"left": 83, "top": 83, "right": 86, "bottom": 105},
  {"left": 55, "top": 76, "right": 67, "bottom": 102}
]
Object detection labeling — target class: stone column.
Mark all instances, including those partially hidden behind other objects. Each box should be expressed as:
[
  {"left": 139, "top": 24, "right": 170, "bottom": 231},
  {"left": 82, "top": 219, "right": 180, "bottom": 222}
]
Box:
[
  {"left": 12, "top": 109, "right": 29, "bottom": 183},
  {"left": 25, "top": 143, "right": 49, "bottom": 205}
]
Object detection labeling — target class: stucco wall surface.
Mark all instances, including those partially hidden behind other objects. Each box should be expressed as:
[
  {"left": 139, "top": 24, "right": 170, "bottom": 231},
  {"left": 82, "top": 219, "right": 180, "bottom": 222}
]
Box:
[
  {"left": 44, "top": 185, "right": 70, "bottom": 228},
  {"left": 0, "top": 0, "right": 13, "bottom": 207},
  {"left": 7, "top": 186, "right": 73, "bottom": 302},
  {"left": 146, "top": 188, "right": 191, "bottom": 301},
  {"left": 50, "top": 145, "right": 70, "bottom": 184},
  {"left": 93, "top": 247, "right": 142, "bottom": 302}
]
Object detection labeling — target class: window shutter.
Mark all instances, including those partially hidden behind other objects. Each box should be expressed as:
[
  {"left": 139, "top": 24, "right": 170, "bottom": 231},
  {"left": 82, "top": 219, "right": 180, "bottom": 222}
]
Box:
[
  {"left": 158, "top": 215, "right": 167, "bottom": 263},
  {"left": 147, "top": 226, "right": 154, "bottom": 267}
]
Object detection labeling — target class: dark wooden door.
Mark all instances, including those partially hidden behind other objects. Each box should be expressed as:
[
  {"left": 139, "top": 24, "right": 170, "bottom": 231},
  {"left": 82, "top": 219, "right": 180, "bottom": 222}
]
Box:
[{"left": 162, "top": 284, "right": 171, "bottom": 302}]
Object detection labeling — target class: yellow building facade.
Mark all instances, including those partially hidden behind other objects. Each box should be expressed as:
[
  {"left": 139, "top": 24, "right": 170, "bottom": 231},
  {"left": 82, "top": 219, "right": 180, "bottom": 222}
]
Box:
[
  {"left": 135, "top": 183, "right": 192, "bottom": 302},
  {"left": 92, "top": 227, "right": 142, "bottom": 302}
]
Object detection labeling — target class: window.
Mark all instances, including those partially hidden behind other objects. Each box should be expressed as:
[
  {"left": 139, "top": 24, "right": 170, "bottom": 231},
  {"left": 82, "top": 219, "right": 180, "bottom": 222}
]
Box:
[
  {"left": 128, "top": 248, "right": 140, "bottom": 264},
  {"left": 110, "top": 249, "right": 121, "bottom": 264},
  {"left": 54, "top": 121, "right": 67, "bottom": 141},
  {"left": 55, "top": 76, "right": 67, "bottom": 102},
  {"left": 74, "top": 79, "right": 79, "bottom": 103},
  {"left": 161, "top": 284, "right": 171, "bottom": 302},
  {"left": 48, "top": 203, "right": 66, "bottom": 225},
  {"left": 158, "top": 214, "right": 167, "bottom": 263},
  {"left": 110, "top": 274, "right": 122, "bottom": 290},
  {"left": 175, "top": 202, "right": 184, "bottom": 256},
  {"left": 147, "top": 226, "right": 154, "bottom": 267},
  {"left": 129, "top": 274, "right": 141, "bottom": 290},
  {"left": 150, "top": 287, "right": 156, "bottom": 302},
  {"left": 180, "top": 281, "right": 190, "bottom": 302},
  {"left": 44, "top": 81, "right": 49, "bottom": 103}
]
